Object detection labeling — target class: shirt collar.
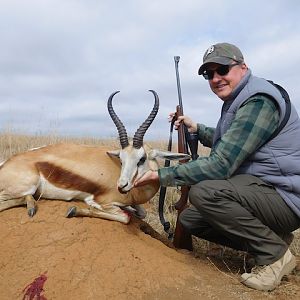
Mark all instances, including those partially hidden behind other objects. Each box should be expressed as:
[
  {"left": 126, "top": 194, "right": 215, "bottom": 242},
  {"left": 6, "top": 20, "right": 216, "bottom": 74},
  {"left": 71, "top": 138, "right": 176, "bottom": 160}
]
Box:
[{"left": 228, "top": 69, "right": 252, "bottom": 100}]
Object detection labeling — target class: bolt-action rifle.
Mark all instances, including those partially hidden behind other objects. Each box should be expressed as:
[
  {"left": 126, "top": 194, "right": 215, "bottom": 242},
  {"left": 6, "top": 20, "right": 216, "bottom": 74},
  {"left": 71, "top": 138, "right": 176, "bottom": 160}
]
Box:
[
  {"left": 172, "top": 56, "right": 199, "bottom": 250},
  {"left": 158, "top": 56, "right": 199, "bottom": 250}
]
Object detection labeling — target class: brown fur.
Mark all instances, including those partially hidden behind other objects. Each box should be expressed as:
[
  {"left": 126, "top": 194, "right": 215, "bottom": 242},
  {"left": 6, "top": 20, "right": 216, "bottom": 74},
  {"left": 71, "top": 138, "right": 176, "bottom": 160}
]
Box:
[
  {"left": 0, "top": 143, "right": 161, "bottom": 223},
  {"left": 36, "top": 161, "right": 108, "bottom": 197}
]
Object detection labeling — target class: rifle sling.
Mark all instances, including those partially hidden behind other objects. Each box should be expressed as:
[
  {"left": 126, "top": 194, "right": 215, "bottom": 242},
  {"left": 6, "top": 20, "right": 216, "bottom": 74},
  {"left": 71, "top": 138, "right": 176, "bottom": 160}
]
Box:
[{"left": 158, "top": 118, "right": 175, "bottom": 236}]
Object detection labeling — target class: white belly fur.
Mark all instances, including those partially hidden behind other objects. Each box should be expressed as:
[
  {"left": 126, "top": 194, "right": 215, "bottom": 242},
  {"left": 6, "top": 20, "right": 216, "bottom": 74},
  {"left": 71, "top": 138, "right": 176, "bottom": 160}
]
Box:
[{"left": 36, "top": 175, "right": 91, "bottom": 201}]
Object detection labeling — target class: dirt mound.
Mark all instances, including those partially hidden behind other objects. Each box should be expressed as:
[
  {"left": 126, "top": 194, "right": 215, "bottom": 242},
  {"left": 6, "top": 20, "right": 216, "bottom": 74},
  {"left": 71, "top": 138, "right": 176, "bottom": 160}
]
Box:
[{"left": 0, "top": 200, "right": 299, "bottom": 300}]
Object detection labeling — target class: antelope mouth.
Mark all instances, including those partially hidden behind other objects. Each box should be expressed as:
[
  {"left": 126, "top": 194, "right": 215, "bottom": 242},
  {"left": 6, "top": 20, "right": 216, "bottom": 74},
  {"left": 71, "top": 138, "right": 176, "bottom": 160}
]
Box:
[{"left": 118, "top": 187, "right": 129, "bottom": 194}]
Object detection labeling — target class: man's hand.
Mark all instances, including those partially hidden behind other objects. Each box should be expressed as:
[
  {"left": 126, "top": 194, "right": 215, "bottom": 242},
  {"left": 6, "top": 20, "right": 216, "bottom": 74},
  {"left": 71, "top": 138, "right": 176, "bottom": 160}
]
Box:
[
  {"left": 134, "top": 170, "right": 159, "bottom": 187},
  {"left": 168, "top": 113, "right": 197, "bottom": 133}
]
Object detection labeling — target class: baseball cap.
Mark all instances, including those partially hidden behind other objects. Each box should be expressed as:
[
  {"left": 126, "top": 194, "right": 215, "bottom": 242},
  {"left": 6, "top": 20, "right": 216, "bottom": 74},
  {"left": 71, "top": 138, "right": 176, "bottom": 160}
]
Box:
[{"left": 198, "top": 43, "right": 244, "bottom": 75}]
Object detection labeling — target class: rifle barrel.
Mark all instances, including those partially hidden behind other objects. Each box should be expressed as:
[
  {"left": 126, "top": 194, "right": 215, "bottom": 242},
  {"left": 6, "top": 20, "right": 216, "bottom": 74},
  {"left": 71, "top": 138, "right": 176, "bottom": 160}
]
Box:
[{"left": 174, "top": 56, "right": 183, "bottom": 110}]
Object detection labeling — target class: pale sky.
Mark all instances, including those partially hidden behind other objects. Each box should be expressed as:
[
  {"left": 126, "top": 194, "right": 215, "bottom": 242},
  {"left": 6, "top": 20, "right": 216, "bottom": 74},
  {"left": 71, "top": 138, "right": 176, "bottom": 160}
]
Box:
[{"left": 1, "top": 0, "right": 299, "bottom": 141}]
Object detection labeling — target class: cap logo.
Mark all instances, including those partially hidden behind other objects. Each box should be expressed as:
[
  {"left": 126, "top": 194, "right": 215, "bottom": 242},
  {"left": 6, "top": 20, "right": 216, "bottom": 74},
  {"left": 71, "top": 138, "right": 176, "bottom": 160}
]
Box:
[{"left": 204, "top": 45, "right": 214, "bottom": 59}]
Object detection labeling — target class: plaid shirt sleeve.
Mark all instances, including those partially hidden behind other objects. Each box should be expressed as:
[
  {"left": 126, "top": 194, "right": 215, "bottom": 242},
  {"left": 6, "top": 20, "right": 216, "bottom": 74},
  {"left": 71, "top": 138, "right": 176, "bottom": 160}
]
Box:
[
  {"left": 158, "top": 95, "right": 280, "bottom": 186},
  {"left": 196, "top": 123, "right": 215, "bottom": 148}
]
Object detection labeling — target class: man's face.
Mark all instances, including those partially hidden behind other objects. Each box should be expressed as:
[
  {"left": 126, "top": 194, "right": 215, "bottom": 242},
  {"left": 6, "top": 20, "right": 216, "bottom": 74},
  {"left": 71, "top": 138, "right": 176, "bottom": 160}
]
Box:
[{"left": 205, "top": 62, "right": 248, "bottom": 101}]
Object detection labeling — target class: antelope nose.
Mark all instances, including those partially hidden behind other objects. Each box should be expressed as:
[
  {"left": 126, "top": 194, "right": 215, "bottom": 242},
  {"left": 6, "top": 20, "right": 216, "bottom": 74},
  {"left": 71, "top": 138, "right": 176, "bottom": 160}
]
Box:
[{"left": 118, "top": 182, "right": 128, "bottom": 194}]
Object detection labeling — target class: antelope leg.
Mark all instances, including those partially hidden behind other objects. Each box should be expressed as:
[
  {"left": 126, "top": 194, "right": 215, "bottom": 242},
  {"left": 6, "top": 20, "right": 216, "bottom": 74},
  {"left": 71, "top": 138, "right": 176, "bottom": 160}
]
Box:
[
  {"left": 66, "top": 205, "right": 130, "bottom": 224},
  {"left": 0, "top": 198, "right": 26, "bottom": 212},
  {"left": 122, "top": 204, "right": 147, "bottom": 219},
  {"left": 25, "top": 195, "right": 37, "bottom": 217}
]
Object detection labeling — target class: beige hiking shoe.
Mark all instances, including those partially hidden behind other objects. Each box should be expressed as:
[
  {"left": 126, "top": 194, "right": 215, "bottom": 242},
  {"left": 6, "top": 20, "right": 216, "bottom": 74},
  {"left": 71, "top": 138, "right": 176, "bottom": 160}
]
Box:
[{"left": 241, "top": 249, "right": 296, "bottom": 291}]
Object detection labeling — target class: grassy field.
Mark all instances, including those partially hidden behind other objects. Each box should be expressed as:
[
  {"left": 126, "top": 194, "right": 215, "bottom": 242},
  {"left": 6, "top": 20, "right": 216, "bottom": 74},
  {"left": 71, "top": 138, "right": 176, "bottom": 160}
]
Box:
[{"left": 0, "top": 130, "right": 299, "bottom": 258}]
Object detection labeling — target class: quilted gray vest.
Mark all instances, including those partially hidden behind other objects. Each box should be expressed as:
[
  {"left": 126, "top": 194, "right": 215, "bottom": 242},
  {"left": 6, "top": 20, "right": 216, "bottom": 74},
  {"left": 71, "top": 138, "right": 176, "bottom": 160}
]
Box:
[{"left": 213, "top": 70, "right": 300, "bottom": 218}]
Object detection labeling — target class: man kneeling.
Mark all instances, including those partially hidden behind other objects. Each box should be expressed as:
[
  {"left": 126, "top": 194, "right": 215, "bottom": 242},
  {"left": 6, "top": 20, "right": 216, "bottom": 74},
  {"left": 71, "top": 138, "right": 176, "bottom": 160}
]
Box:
[{"left": 134, "top": 43, "right": 300, "bottom": 291}]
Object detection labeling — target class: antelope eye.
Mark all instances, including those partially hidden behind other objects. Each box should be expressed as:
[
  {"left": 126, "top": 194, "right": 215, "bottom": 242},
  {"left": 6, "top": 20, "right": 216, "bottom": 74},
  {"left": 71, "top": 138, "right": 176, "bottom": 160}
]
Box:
[{"left": 137, "top": 156, "right": 146, "bottom": 166}]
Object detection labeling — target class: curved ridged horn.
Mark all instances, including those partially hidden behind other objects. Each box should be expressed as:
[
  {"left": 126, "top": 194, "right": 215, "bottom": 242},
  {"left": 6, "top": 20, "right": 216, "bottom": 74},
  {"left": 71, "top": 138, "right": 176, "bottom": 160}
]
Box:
[
  {"left": 132, "top": 90, "right": 159, "bottom": 149},
  {"left": 107, "top": 91, "right": 129, "bottom": 149}
]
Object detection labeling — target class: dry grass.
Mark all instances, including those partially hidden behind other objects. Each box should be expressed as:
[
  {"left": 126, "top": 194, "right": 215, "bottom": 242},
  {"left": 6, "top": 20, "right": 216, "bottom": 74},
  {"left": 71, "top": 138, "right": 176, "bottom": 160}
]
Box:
[
  {"left": 0, "top": 130, "right": 299, "bottom": 259},
  {"left": 0, "top": 129, "right": 120, "bottom": 161}
]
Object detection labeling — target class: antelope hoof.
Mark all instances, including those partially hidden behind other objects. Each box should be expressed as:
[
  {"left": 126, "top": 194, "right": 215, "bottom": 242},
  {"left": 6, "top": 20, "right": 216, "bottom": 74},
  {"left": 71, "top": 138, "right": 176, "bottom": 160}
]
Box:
[
  {"left": 66, "top": 206, "right": 77, "bottom": 218},
  {"left": 135, "top": 209, "right": 146, "bottom": 219},
  {"left": 131, "top": 205, "right": 147, "bottom": 219},
  {"left": 27, "top": 207, "right": 36, "bottom": 218}
]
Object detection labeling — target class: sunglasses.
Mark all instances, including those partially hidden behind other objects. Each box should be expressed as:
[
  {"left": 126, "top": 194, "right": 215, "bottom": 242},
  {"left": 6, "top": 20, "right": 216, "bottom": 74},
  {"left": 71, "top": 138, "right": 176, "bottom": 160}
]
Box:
[{"left": 202, "top": 63, "right": 240, "bottom": 80}]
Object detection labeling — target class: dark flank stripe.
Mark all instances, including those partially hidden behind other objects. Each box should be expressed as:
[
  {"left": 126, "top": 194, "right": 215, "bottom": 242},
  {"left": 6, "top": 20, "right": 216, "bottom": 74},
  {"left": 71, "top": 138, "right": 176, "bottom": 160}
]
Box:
[{"left": 36, "top": 161, "right": 107, "bottom": 196}]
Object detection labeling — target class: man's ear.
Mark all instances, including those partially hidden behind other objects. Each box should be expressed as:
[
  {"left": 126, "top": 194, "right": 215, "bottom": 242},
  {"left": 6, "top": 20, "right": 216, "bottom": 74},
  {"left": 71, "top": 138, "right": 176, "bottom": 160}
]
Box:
[
  {"left": 106, "top": 150, "right": 120, "bottom": 158},
  {"left": 148, "top": 149, "right": 191, "bottom": 161}
]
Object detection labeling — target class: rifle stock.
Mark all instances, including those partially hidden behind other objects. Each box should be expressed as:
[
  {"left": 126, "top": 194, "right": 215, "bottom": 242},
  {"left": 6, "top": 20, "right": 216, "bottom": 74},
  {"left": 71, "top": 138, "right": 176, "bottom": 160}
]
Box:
[
  {"left": 174, "top": 105, "right": 190, "bottom": 212},
  {"left": 173, "top": 185, "right": 192, "bottom": 250}
]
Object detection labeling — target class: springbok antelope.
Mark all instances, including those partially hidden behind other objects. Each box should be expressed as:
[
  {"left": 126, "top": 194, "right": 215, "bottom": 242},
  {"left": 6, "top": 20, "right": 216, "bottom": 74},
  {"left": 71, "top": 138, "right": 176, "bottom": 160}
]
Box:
[{"left": 0, "top": 90, "right": 189, "bottom": 224}]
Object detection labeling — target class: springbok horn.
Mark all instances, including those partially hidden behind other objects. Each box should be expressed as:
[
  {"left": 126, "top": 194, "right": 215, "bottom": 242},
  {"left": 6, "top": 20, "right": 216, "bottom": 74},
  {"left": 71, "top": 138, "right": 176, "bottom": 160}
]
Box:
[
  {"left": 107, "top": 91, "right": 129, "bottom": 149},
  {"left": 132, "top": 90, "right": 159, "bottom": 149}
]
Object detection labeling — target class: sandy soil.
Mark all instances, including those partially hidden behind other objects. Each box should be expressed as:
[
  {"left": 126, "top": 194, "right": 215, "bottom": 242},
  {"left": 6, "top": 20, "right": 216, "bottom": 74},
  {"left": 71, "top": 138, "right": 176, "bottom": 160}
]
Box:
[{"left": 0, "top": 200, "right": 299, "bottom": 300}]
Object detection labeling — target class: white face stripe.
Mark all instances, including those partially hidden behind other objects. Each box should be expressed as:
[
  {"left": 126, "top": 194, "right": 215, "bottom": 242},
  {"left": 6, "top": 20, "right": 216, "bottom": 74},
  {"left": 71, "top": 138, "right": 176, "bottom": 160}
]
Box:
[{"left": 118, "top": 146, "right": 147, "bottom": 191}]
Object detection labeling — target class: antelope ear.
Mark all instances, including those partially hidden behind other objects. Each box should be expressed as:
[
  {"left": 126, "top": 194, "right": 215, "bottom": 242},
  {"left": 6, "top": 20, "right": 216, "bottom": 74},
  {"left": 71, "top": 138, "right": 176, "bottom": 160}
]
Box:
[
  {"left": 148, "top": 149, "right": 191, "bottom": 161},
  {"left": 106, "top": 150, "right": 120, "bottom": 158}
]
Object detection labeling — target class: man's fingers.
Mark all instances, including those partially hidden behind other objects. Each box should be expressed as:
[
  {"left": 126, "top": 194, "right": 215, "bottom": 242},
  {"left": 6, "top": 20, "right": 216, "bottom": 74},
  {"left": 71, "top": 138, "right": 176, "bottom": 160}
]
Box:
[{"left": 174, "top": 116, "right": 185, "bottom": 129}]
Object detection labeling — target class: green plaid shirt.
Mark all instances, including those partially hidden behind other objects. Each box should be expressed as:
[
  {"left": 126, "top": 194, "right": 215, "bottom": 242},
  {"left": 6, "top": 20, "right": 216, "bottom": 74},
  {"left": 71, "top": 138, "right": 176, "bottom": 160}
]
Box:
[{"left": 158, "top": 95, "right": 279, "bottom": 186}]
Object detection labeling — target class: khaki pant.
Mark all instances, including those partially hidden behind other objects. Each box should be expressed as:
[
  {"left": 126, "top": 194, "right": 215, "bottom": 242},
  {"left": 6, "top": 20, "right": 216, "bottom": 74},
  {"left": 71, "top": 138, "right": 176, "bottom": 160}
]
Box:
[{"left": 179, "top": 174, "right": 300, "bottom": 265}]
